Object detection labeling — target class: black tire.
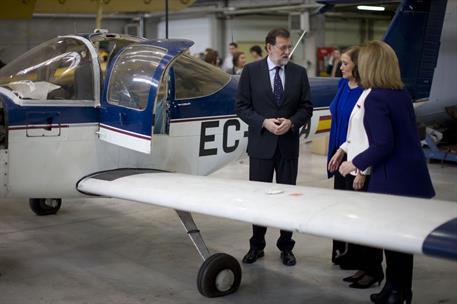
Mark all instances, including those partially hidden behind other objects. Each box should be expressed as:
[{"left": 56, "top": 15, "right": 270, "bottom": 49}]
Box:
[
  {"left": 197, "top": 253, "right": 242, "bottom": 298},
  {"left": 29, "top": 198, "right": 62, "bottom": 216}
]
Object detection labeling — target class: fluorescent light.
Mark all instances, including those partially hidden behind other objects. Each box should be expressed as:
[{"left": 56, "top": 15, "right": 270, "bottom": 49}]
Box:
[{"left": 357, "top": 5, "right": 385, "bottom": 11}]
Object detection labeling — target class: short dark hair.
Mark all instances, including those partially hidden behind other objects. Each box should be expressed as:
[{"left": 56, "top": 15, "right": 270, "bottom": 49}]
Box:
[
  {"left": 229, "top": 42, "right": 238, "bottom": 48},
  {"left": 265, "top": 28, "right": 290, "bottom": 46},
  {"left": 249, "top": 45, "right": 262, "bottom": 56}
]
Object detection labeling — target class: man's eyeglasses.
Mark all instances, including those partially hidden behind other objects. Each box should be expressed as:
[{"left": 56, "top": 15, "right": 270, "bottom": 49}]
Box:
[{"left": 272, "top": 44, "right": 293, "bottom": 52}]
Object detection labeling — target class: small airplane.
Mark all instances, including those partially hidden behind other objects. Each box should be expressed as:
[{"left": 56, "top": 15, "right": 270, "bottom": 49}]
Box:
[{"left": 0, "top": 0, "right": 455, "bottom": 298}]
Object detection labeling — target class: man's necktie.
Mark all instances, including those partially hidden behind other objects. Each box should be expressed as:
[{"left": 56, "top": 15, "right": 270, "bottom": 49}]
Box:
[{"left": 274, "top": 66, "right": 284, "bottom": 106}]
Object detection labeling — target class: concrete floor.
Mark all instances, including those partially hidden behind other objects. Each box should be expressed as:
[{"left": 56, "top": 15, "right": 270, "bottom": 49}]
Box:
[{"left": 1, "top": 143, "right": 456, "bottom": 304}]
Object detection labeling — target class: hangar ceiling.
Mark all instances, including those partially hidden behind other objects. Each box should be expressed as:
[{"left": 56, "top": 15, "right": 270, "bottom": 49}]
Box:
[
  {"left": 0, "top": 0, "right": 196, "bottom": 19},
  {"left": 180, "top": 0, "right": 398, "bottom": 18},
  {"left": 0, "top": 0, "right": 398, "bottom": 19}
]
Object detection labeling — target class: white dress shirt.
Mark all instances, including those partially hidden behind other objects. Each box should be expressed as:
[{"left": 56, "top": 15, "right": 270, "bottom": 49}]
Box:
[
  {"left": 340, "top": 88, "right": 372, "bottom": 176},
  {"left": 267, "top": 56, "right": 285, "bottom": 92},
  {"left": 222, "top": 54, "right": 233, "bottom": 73}
]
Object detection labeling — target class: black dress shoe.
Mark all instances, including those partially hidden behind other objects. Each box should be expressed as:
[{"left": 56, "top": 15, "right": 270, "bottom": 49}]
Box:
[
  {"left": 343, "top": 270, "right": 366, "bottom": 282},
  {"left": 280, "top": 250, "right": 296, "bottom": 266},
  {"left": 349, "top": 273, "right": 384, "bottom": 289},
  {"left": 242, "top": 249, "right": 264, "bottom": 264}
]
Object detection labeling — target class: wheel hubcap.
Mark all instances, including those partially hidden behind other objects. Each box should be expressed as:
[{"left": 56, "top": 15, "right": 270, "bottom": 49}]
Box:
[
  {"left": 44, "top": 199, "right": 59, "bottom": 208},
  {"left": 215, "top": 269, "right": 235, "bottom": 292}
]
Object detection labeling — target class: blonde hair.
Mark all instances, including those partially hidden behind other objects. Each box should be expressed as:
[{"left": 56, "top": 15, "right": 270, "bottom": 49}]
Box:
[{"left": 358, "top": 40, "right": 404, "bottom": 89}]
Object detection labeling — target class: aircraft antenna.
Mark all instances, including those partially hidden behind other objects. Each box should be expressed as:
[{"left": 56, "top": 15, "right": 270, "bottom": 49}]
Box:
[
  {"left": 289, "top": 31, "right": 307, "bottom": 59},
  {"left": 165, "top": 0, "right": 169, "bottom": 38}
]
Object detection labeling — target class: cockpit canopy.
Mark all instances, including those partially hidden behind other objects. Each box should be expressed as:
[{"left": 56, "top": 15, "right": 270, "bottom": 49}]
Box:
[
  {"left": 0, "top": 32, "right": 232, "bottom": 139},
  {"left": 107, "top": 44, "right": 167, "bottom": 110},
  {"left": 0, "top": 36, "right": 96, "bottom": 103},
  {"left": 173, "top": 54, "right": 230, "bottom": 100}
]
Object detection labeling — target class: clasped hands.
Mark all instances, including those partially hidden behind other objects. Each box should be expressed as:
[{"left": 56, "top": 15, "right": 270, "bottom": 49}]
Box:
[
  {"left": 329, "top": 150, "right": 365, "bottom": 190},
  {"left": 263, "top": 118, "right": 292, "bottom": 135},
  {"left": 339, "top": 160, "right": 366, "bottom": 190},
  {"left": 339, "top": 161, "right": 356, "bottom": 177}
]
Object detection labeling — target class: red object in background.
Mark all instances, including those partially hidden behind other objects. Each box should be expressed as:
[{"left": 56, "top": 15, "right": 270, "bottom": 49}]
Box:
[{"left": 317, "top": 47, "right": 335, "bottom": 77}]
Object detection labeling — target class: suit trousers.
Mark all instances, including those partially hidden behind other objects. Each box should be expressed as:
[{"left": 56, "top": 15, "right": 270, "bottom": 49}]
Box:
[
  {"left": 332, "top": 170, "right": 349, "bottom": 263},
  {"left": 332, "top": 170, "right": 365, "bottom": 267},
  {"left": 385, "top": 250, "right": 413, "bottom": 291},
  {"left": 248, "top": 148, "right": 298, "bottom": 252},
  {"left": 344, "top": 174, "right": 383, "bottom": 276}
]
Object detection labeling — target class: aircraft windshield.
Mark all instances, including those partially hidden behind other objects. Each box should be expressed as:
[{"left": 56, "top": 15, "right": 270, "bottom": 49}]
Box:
[
  {"left": 173, "top": 55, "right": 230, "bottom": 100},
  {"left": 107, "top": 44, "right": 167, "bottom": 110},
  {"left": 0, "top": 37, "right": 95, "bottom": 102}
]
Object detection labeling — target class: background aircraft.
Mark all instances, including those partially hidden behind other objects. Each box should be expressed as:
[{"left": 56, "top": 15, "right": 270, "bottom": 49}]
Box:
[{"left": 0, "top": 0, "right": 454, "bottom": 298}]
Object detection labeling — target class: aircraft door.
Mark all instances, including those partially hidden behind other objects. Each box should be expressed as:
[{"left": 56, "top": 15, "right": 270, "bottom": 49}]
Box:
[
  {"left": 153, "top": 66, "right": 174, "bottom": 135},
  {"left": 99, "top": 44, "right": 168, "bottom": 153}
]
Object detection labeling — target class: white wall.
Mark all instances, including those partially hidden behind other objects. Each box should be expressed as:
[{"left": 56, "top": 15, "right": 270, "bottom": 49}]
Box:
[
  {"left": 158, "top": 16, "right": 213, "bottom": 55},
  {"left": 324, "top": 18, "right": 361, "bottom": 47},
  {"left": 156, "top": 14, "right": 289, "bottom": 61},
  {"left": 224, "top": 15, "right": 287, "bottom": 47},
  {"left": 324, "top": 17, "right": 390, "bottom": 48}
]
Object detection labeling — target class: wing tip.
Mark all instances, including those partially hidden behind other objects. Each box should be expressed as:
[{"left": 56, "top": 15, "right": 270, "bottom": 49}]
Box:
[{"left": 422, "top": 217, "right": 457, "bottom": 261}]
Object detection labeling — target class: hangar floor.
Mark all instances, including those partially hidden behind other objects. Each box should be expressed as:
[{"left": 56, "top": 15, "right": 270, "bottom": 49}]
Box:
[{"left": 1, "top": 143, "right": 456, "bottom": 304}]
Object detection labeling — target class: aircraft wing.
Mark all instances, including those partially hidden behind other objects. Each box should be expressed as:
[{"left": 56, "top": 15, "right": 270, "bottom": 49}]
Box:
[{"left": 77, "top": 169, "right": 457, "bottom": 261}]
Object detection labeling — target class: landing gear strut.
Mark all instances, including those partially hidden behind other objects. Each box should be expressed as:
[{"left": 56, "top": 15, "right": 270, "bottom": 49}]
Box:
[
  {"left": 176, "top": 210, "right": 242, "bottom": 297},
  {"left": 29, "top": 198, "right": 62, "bottom": 215}
]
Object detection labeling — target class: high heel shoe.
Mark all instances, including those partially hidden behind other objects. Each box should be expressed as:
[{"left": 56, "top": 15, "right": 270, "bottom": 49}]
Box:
[
  {"left": 349, "top": 273, "right": 384, "bottom": 289},
  {"left": 343, "top": 270, "right": 365, "bottom": 282}
]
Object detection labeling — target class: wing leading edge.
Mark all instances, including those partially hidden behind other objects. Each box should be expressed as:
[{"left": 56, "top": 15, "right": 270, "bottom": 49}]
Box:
[{"left": 77, "top": 170, "right": 457, "bottom": 261}]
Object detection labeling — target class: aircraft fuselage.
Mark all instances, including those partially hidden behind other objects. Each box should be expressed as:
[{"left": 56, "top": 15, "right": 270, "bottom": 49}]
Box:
[{"left": 0, "top": 73, "right": 337, "bottom": 199}]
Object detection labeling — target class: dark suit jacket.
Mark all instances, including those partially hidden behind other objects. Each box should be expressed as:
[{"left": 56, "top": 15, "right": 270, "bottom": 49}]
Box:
[
  {"left": 353, "top": 88, "right": 435, "bottom": 198},
  {"left": 236, "top": 58, "right": 313, "bottom": 159}
]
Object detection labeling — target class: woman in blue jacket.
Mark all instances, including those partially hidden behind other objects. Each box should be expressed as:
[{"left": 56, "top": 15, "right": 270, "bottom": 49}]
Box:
[
  {"left": 326, "top": 46, "right": 363, "bottom": 269},
  {"left": 340, "top": 40, "right": 435, "bottom": 304}
]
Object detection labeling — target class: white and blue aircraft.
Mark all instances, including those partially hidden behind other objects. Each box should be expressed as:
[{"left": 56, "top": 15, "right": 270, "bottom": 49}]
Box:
[{"left": 0, "top": 0, "right": 455, "bottom": 298}]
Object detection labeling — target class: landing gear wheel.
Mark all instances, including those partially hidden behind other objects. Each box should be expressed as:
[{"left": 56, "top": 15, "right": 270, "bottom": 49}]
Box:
[
  {"left": 197, "top": 253, "right": 241, "bottom": 298},
  {"left": 29, "top": 198, "right": 62, "bottom": 216}
]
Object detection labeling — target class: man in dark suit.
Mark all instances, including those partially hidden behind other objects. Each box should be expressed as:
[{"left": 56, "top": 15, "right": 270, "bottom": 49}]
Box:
[{"left": 236, "top": 28, "right": 313, "bottom": 266}]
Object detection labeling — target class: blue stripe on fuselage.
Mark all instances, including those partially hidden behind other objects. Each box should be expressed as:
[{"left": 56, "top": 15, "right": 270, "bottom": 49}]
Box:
[
  {"left": 1, "top": 95, "right": 98, "bottom": 126},
  {"left": 2, "top": 74, "right": 339, "bottom": 127}
]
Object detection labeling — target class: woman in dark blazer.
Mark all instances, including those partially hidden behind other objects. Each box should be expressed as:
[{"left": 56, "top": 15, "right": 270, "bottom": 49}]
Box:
[{"left": 339, "top": 40, "right": 435, "bottom": 304}]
